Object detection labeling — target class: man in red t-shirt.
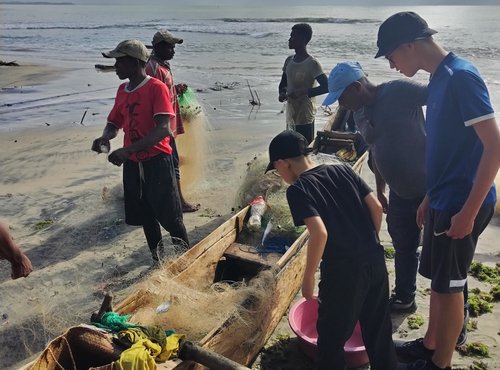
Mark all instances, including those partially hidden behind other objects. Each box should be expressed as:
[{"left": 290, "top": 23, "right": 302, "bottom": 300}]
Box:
[
  {"left": 92, "top": 39, "right": 189, "bottom": 263},
  {"left": 146, "top": 30, "right": 200, "bottom": 213}
]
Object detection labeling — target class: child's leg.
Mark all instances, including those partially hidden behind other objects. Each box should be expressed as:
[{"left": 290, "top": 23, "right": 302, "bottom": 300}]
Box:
[
  {"left": 317, "top": 263, "right": 366, "bottom": 370},
  {"left": 359, "top": 255, "right": 398, "bottom": 370}
]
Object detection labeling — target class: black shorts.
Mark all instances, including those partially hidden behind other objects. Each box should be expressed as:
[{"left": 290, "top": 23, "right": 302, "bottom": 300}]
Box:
[
  {"left": 419, "top": 205, "right": 494, "bottom": 293},
  {"left": 123, "top": 152, "right": 183, "bottom": 229}
]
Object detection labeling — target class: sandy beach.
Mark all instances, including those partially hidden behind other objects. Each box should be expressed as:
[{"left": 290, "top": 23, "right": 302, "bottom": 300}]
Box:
[{"left": 0, "top": 63, "right": 499, "bottom": 370}]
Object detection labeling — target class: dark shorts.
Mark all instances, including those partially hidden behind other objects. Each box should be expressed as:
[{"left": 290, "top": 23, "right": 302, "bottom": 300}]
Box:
[
  {"left": 123, "top": 152, "right": 183, "bottom": 228},
  {"left": 419, "top": 205, "right": 494, "bottom": 293}
]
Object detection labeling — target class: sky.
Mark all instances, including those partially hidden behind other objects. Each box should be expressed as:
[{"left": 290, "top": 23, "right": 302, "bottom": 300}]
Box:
[{"left": 6, "top": 0, "right": 500, "bottom": 5}]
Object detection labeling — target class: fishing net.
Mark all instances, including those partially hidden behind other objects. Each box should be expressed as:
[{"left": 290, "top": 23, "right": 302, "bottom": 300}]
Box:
[
  {"left": 175, "top": 90, "right": 208, "bottom": 192},
  {"left": 234, "top": 155, "right": 305, "bottom": 240},
  {"left": 178, "top": 88, "right": 202, "bottom": 122},
  {"left": 122, "top": 263, "right": 276, "bottom": 344}
]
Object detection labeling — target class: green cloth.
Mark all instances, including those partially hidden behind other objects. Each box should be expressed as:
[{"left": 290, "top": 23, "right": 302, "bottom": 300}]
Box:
[{"left": 92, "top": 312, "right": 139, "bottom": 333}]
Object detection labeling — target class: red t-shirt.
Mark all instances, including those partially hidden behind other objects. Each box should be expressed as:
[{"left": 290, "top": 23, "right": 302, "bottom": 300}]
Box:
[
  {"left": 145, "top": 56, "right": 185, "bottom": 136},
  {"left": 107, "top": 76, "right": 175, "bottom": 162}
]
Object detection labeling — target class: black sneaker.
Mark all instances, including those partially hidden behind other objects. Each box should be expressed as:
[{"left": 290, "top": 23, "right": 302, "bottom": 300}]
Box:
[
  {"left": 389, "top": 294, "right": 418, "bottom": 313},
  {"left": 395, "top": 338, "right": 434, "bottom": 362},
  {"left": 456, "top": 306, "right": 469, "bottom": 347}
]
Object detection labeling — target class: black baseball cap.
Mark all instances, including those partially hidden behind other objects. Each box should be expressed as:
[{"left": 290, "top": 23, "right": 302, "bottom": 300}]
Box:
[
  {"left": 265, "top": 130, "right": 313, "bottom": 173},
  {"left": 375, "top": 11, "right": 437, "bottom": 58}
]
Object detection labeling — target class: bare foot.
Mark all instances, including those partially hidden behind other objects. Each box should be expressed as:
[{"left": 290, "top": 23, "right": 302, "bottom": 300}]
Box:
[{"left": 182, "top": 202, "right": 200, "bottom": 213}]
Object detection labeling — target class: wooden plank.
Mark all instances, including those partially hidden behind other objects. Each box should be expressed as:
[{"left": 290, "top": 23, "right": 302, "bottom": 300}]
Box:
[
  {"left": 223, "top": 242, "right": 282, "bottom": 268},
  {"left": 168, "top": 207, "right": 249, "bottom": 275},
  {"left": 174, "top": 229, "right": 238, "bottom": 289}
]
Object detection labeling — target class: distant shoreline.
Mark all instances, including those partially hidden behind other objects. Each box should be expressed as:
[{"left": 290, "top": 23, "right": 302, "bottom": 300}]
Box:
[{"left": 0, "top": 1, "right": 74, "bottom": 4}]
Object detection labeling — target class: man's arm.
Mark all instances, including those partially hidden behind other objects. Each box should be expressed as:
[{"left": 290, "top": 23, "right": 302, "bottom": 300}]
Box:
[
  {"left": 370, "top": 156, "right": 388, "bottom": 213},
  {"left": 448, "top": 118, "right": 500, "bottom": 239},
  {"left": 0, "top": 224, "right": 33, "bottom": 279},
  {"left": 107, "top": 114, "right": 172, "bottom": 166},
  {"left": 364, "top": 192, "right": 383, "bottom": 233},
  {"left": 278, "top": 72, "right": 287, "bottom": 102},
  {"left": 91, "top": 123, "right": 119, "bottom": 153},
  {"left": 308, "top": 73, "right": 328, "bottom": 98},
  {"left": 302, "top": 216, "right": 327, "bottom": 300}
]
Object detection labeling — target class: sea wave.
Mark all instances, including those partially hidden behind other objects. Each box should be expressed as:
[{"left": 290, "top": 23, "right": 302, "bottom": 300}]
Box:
[
  {"left": 1, "top": 22, "right": 275, "bottom": 38},
  {"left": 219, "top": 17, "right": 379, "bottom": 24}
]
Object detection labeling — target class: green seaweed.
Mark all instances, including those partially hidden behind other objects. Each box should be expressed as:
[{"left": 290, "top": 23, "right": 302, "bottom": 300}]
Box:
[
  {"left": 457, "top": 342, "right": 489, "bottom": 358},
  {"left": 469, "top": 360, "right": 489, "bottom": 370},
  {"left": 384, "top": 246, "right": 395, "bottom": 259},
  {"left": 33, "top": 219, "right": 54, "bottom": 230},
  {"left": 467, "top": 319, "right": 478, "bottom": 332},
  {"left": 468, "top": 289, "right": 494, "bottom": 317},
  {"left": 469, "top": 261, "right": 500, "bottom": 284},
  {"left": 407, "top": 314, "right": 425, "bottom": 330},
  {"left": 489, "top": 284, "right": 500, "bottom": 302}
]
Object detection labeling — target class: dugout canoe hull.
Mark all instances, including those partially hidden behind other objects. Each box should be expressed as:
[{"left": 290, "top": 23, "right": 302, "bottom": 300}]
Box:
[
  {"left": 21, "top": 151, "right": 368, "bottom": 370},
  {"left": 112, "top": 204, "right": 309, "bottom": 370}
]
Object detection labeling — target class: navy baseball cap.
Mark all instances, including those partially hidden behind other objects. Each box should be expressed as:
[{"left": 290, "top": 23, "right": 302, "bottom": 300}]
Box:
[
  {"left": 323, "top": 61, "right": 365, "bottom": 106},
  {"left": 265, "top": 130, "right": 313, "bottom": 173},
  {"left": 375, "top": 11, "right": 437, "bottom": 58}
]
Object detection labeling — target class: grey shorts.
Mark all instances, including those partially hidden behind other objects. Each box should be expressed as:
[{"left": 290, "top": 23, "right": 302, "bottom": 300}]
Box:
[{"left": 419, "top": 205, "right": 493, "bottom": 293}]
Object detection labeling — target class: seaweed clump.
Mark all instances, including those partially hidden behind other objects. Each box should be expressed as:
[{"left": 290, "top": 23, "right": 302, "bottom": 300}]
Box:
[
  {"left": 457, "top": 342, "right": 489, "bottom": 358},
  {"left": 468, "top": 288, "right": 494, "bottom": 317},
  {"left": 469, "top": 261, "right": 500, "bottom": 284}
]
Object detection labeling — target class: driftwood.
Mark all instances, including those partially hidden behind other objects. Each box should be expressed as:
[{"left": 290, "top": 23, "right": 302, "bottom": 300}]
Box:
[
  {"left": 0, "top": 60, "right": 20, "bottom": 66},
  {"left": 95, "top": 64, "right": 116, "bottom": 72}
]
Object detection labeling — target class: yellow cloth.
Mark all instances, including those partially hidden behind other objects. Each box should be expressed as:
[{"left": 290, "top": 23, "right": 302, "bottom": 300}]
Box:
[
  {"left": 116, "top": 339, "right": 161, "bottom": 370},
  {"left": 157, "top": 333, "right": 184, "bottom": 362},
  {"left": 117, "top": 328, "right": 185, "bottom": 362}
]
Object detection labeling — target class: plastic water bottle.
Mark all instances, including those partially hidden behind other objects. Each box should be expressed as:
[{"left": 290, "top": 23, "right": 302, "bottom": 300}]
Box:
[{"left": 247, "top": 196, "right": 267, "bottom": 232}]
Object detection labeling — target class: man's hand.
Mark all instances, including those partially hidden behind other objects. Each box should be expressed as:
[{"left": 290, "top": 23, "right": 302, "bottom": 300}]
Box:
[
  {"left": 108, "top": 148, "right": 131, "bottom": 167},
  {"left": 176, "top": 83, "right": 188, "bottom": 95},
  {"left": 416, "top": 195, "right": 429, "bottom": 229},
  {"left": 91, "top": 137, "right": 110, "bottom": 154},
  {"left": 377, "top": 191, "right": 388, "bottom": 214},
  {"left": 11, "top": 252, "right": 32, "bottom": 279},
  {"left": 447, "top": 209, "right": 475, "bottom": 239}
]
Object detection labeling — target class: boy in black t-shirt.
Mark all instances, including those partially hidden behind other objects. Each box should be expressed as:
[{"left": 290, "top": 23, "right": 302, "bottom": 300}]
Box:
[{"left": 266, "top": 130, "right": 397, "bottom": 370}]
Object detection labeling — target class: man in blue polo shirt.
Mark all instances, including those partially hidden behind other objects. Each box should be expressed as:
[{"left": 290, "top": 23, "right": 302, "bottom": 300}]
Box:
[{"left": 375, "top": 11, "right": 500, "bottom": 370}]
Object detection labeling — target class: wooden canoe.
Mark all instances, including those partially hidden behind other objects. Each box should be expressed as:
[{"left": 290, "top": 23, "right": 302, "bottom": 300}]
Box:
[
  {"left": 21, "top": 150, "right": 367, "bottom": 370},
  {"left": 21, "top": 204, "right": 309, "bottom": 370}
]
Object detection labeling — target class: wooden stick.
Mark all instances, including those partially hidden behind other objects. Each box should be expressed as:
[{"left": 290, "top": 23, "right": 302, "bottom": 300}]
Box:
[
  {"left": 179, "top": 341, "right": 251, "bottom": 370},
  {"left": 91, "top": 292, "right": 114, "bottom": 323}
]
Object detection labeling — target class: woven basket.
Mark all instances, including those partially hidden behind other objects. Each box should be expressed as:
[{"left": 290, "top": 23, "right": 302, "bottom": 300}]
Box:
[{"left": 30, "top": 326, "right": 121, "bottom": 370}]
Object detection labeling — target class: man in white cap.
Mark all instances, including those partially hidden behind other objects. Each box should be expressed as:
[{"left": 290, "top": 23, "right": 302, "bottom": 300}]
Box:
[
  {"left": 376, "top": 12, "right": 499, "bottom": 370},
  {"left": 146, "top": 30, "right": 199, "bottom": 213},
  {"left": 92, "top": 39, "right": 189, "bottom": 264}
]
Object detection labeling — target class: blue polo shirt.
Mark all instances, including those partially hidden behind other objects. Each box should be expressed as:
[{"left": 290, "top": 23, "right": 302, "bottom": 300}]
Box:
[{"left": 426, "top": 53, "right": 496, "bottom": 211}]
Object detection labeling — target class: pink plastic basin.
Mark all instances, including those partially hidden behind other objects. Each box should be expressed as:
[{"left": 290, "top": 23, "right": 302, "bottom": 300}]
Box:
[{"left": 288, "top": 297, "right": 369, "bottom": 368}]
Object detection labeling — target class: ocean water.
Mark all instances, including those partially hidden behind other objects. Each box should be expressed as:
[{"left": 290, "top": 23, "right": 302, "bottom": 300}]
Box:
[{"left": 1, "top": 4, "right": 500, "bottom": 131}]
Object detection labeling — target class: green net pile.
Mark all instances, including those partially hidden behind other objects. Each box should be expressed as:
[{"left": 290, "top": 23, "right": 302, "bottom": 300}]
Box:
[{"left": 178, "top": 88, "right": 202, "bottom": 121}]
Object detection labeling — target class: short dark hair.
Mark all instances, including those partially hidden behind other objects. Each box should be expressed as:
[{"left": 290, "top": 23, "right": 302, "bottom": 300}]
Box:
[{"left": 292, "top": 23, "right": 313, "bottom": 44}]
